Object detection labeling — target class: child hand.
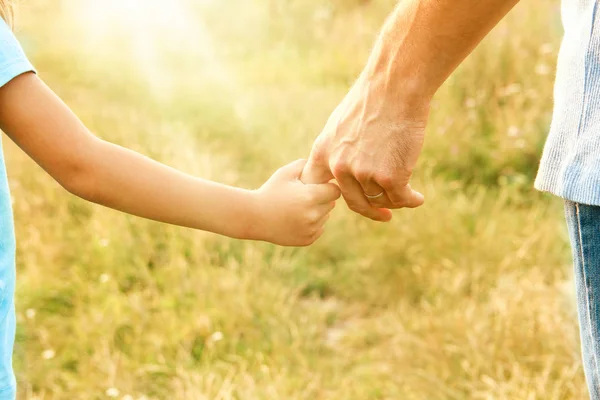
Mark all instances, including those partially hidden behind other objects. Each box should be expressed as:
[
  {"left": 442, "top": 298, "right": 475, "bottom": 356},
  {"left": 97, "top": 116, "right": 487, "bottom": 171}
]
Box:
[{"left": 252, "top": 159, "right": 341, "bottom": 246}]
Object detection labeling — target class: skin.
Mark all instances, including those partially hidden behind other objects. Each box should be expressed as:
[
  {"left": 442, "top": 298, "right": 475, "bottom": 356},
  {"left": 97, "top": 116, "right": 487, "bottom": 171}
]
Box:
[
  {"left": 301, "top": 0, "right": 521, "bottom": 222},
  {"left": 0, "top": 73, "right": 341, "bottom": 247}
]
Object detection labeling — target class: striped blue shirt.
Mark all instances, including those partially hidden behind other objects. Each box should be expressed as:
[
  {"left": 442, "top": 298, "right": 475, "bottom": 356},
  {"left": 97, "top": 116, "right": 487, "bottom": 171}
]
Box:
[{"left": 535, "top": 0, "right": 600, "bottom": 204}]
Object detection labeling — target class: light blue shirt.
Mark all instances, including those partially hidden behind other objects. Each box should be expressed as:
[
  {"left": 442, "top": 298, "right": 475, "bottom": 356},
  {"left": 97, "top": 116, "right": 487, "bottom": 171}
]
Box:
[
  {"left": 0, "top": 18, "right": 35, "bottom": 399},
  {"left": 535, "top": 0, "right": 600, "bottom": 205}
]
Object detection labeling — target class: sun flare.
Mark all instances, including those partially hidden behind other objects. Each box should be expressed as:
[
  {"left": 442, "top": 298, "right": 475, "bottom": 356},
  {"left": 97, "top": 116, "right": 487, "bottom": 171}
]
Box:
[{"left": 72, "top": 0, "right": 246, "bottom": 109}]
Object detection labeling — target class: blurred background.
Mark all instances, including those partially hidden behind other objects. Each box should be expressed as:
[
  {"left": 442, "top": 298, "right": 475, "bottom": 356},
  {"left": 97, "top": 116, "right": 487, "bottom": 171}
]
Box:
[{"left": 8, "top": 0, "right": 581, "bottom": 398}]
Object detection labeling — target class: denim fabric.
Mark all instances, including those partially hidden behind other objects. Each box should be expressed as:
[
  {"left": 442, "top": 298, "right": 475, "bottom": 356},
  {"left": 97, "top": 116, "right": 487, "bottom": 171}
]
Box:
[{"left": 565, "top": 200, "right": 600, "bottom": 398}]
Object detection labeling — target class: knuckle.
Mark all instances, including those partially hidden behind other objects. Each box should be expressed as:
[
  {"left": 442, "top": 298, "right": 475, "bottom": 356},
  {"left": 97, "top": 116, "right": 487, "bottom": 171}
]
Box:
[
  {"left": 273, "top": 166, "right": 286, "bottom": 178},
  {"left": 398, "top": 167, "right": 414, "bottom": 182},
  {"left": 375, "top": 173, "right": 394, "bottom": 188},
  {"left": 311, "top": 145, "right": 328, "bottom": 165},
  {"left": 309, "top": 210, "right": 321, "bottom": 223},
  {"left": 354, "top": 168, "right": 370, "bottom": 183},
  {"left": 331, "top": 161, "right": 349, "bottom": 178}
]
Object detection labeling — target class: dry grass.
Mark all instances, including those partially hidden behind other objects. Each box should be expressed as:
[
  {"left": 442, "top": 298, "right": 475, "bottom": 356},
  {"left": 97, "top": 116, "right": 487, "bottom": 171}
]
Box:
[{"left": 8, "top": 0, "right": 585, "bottom": 399}]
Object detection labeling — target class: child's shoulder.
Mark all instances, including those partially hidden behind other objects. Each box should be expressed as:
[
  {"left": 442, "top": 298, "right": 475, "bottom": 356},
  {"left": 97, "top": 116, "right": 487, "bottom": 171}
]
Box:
[
  {"left": 0, "top": 18, "right": 35, "bottom": 88},
  {"left": 0, "top": 17, "right": 23, "bottom": 55},
  {"left": 0, "top": 17, "right": 16, "bottom": 42}
]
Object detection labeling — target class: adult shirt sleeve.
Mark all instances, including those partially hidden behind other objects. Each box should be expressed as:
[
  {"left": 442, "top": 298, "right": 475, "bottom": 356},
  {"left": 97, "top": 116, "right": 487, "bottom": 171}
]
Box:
[{"left": 0, "top": 18, "right": 35, "bottom": 88}]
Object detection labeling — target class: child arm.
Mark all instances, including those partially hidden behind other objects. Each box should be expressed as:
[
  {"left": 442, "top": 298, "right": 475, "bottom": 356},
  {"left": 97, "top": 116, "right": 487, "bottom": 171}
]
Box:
[{"left": 0, "top": 73, "right": 340, "bottom": 246}]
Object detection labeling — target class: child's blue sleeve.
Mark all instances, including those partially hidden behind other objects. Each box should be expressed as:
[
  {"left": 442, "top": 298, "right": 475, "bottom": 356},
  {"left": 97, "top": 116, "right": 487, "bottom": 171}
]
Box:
[{"left": 0, "top": 18, "right": 35, "bottom": 88}]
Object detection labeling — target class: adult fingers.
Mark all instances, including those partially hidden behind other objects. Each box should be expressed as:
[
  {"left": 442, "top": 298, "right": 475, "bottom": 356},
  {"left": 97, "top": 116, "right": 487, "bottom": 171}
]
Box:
[
  {"left": 362, "top": 167, "right": 425, "bottom": 209},
  {"left": 335, "top": 172, "right": 392, "bottom": 222},
  {"left": 360, "top": 179, "right": 385, "bottom": 198},
  {"left": 358, "top": 179, "right": 393, "bottom": 208},
  {"left": 380, "top": 180, "right": 425, "bottom": 208}
]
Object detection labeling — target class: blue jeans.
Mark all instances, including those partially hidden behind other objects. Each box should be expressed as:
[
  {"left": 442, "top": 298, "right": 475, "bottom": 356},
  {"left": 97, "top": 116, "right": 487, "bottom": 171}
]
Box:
[{"left": 565, "top": 200, "right": 600, "bottom": 399}]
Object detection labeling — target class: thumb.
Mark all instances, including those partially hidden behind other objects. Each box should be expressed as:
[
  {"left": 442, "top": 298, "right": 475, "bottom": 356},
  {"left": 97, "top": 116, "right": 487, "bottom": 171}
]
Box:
[
  {"left": 300, "top": 157, "right": 334, "bottom": 184},
  {"left": 273, "top": 159, "right": 308, "bottom": 181}
]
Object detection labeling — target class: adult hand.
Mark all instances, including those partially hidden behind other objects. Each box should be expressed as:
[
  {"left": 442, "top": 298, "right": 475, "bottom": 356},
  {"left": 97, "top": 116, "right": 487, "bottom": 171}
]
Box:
[{"left": 301, "top": 76, "right": 431, "bottom": 222}]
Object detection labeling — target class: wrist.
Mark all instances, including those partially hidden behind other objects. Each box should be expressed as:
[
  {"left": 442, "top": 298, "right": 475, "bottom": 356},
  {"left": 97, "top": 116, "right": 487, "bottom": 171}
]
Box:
[
  {"left": 359, "top": 39, "right": 433, "bottom": 121},
  {"left": 356, "top": 67, "right": 431, "bottom": 123},
  {"left": 359, "top": 8, "right": 436, "bottom": 117},
  {"left": 239, "top": 189, "right": 268, "bottom": 242}
]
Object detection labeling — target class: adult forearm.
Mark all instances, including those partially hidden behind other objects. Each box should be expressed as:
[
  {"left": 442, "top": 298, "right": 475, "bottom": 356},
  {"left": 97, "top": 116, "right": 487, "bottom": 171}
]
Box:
[
  {"left": 71, "top": 138, "right": 257, "bottom": 239},
  {"left": 363, "top": 0, "right": 520, "bottom": 108},
  {"left": 301, "top": 0, "right": 520, "bottom": 219}
]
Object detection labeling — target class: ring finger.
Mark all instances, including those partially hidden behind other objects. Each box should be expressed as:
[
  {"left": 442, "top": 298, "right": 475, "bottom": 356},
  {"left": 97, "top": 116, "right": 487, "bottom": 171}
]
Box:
[{"left": 359, "top": 180, "right": 391, "bottom": 207}]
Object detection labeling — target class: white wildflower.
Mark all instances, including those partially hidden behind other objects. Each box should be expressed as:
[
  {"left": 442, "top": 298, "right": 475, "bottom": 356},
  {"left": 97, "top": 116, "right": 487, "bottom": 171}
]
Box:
[
  {"left": 540, "top": 43, "right": 554, "bottom": 55},
  {"left": 500, "top": 83, "right": 522, "bottom": 97},
  {"left": 324, "top": 328, "right": 345, "bottom": 348},
  {"left": 507, "top": 126, "right": 521, "bottom": 137},
  {"left": 209, "top": 331, "right": 224, "bottom": 343},
  {"left": 535, "top": 63, "right": 551, "bottom": 76},
  {"left": 106, "top": 387, "right": 120, "bottom": 398},
  {"left": 465, "top": 98, "right": 477, "bottom": 108},
  {"left": 42, "top": 349, "right": 55, "bottom": 360}
]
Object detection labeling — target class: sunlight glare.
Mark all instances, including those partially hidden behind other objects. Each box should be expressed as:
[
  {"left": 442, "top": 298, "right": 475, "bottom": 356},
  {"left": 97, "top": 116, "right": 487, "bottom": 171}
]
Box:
[{"left": 74, "top": 0, "right": 249, "bottom": 117}]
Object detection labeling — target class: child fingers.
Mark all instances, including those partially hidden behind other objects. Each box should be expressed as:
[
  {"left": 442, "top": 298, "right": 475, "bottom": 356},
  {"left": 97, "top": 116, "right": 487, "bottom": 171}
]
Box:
[
  {"left": 314, "top": 213, "right": 330, "bottom": 227},
  {"left": 275, "top": 159, "right": 308, "bottom": 180},
  {"left": 310, "top": 182, "right": 341, "bottom": 203},
  {"left": 322, "top": 201, "right": 336, "bottom": 214},
  {"left": 305, "top": 203, "right": 335, "bottom": 225},
  {"left": 309, "top": 227, "right": 325, "bottom": 244},
  {"left": 301, "top": 157, "right": 334, "bottom": 184},
  {"left": 301, "top": 211, "right": 332, "bottom": 245}
]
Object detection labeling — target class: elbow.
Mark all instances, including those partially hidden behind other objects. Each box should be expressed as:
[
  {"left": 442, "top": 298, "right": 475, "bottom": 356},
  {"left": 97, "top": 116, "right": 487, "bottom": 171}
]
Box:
[
  {"left": 54, "top": 141, "right": 102, "bottom": 203},
  {"left": 57, "top": 161, "right": 99, "bottom": 203},
  {"left": 59, "top": 167, "right": 97, "bottom": 202}
]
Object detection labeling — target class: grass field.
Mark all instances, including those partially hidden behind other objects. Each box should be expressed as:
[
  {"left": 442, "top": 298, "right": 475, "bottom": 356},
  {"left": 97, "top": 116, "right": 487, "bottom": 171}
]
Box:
[{"left": 7, "top": 0, "right": 586, "bottom": 399}]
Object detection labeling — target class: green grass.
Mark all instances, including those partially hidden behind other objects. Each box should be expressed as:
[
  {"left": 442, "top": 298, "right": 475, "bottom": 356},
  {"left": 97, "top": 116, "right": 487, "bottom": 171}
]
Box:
[{"left": 8, "top": 0, "right": 586, "bottom": 398}]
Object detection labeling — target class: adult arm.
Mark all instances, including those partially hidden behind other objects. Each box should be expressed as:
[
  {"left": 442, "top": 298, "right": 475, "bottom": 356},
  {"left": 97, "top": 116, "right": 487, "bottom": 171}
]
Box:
[{"left": 302, "top": 0, "right": 521, "bottom": 221}]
